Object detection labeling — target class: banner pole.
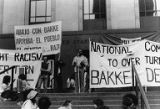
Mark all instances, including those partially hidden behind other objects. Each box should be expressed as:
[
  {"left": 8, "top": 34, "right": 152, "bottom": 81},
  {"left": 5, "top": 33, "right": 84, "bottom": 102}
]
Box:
[{"left": 89, "top": 38, "right": 91, "bottom": 93}]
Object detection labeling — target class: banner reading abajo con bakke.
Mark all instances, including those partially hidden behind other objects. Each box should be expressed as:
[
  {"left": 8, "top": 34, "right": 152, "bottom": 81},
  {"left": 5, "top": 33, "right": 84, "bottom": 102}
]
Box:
[{"left": 14, "top": 21, "right": 62, "bottom": 55}]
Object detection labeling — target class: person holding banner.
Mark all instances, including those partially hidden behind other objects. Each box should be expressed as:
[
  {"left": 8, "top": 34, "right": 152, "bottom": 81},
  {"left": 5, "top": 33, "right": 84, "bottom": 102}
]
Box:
[
  {"left": 72, "top": 49, "right": 88, "bottom": 93},
  {"left": 93, "top": 99, "right": 109, "bottom": 109},
  {"left": 37, "top": 56, "right": 51, "bottom": 93}
]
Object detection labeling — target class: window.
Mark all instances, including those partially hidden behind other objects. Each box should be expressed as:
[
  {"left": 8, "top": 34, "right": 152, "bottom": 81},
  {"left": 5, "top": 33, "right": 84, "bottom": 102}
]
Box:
[
  {"left": 139, "top": 0, "right": 160, "bottom": 16},
  {"left": 83, "top": 0, "right": 106, "bottom": 30},
  {"left": 29, "top": 0, "right": 51, "bottom": 24}
]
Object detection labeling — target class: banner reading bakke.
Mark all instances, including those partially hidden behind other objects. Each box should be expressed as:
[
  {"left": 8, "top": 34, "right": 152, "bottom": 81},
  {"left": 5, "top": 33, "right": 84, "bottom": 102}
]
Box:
[{"left": 90, "top": 40, "right": 160, "bottom": 88}]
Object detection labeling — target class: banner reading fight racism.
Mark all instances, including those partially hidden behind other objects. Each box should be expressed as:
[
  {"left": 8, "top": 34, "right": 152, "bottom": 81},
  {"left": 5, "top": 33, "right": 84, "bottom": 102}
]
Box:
[
  {"left": 90, "top": 40, "right": 160, "bottom": 88},
  {"left": 0, "top": 49, "right": 42, "bottom": 89},
  {"left": 14, "top": 21, "right": 62, "bottom": 55}
]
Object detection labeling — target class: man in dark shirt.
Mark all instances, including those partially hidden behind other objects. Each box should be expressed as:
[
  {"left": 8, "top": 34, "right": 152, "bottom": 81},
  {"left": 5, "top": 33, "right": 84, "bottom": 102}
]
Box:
[{"left": 37, "top": 56, "right": 51, "bottom": 92}]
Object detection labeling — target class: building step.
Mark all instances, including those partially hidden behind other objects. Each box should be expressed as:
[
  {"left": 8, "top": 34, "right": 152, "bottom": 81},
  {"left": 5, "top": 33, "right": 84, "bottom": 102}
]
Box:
[{"left": 0, "top": 91, "right": 160, "bottom": 109}]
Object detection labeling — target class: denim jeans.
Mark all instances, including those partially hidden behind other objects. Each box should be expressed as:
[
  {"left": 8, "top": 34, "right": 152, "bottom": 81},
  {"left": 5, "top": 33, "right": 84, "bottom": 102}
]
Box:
[{"left": 37, "top": 74, "right": 49, "bottom": 89}]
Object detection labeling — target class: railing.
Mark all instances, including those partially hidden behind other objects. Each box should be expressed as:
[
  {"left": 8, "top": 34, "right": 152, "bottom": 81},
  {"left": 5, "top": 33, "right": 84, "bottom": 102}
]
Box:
[
  {"left": 0, "top": 66, "right": 16, "bottom": 91},
  {"left": 132, "top": 63, "right": 150, "bottom": 109}
]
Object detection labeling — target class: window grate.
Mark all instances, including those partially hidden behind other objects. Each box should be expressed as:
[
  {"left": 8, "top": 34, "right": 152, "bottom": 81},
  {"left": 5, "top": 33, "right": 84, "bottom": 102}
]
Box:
[{"left": 29, "top": 0, "right": 51, "bottom": 24}]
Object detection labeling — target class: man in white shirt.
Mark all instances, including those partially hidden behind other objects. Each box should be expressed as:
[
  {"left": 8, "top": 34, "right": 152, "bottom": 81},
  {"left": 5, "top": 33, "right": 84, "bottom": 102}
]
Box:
[{"left": 72, "top": 49, "right": 88, "bottom": 93}]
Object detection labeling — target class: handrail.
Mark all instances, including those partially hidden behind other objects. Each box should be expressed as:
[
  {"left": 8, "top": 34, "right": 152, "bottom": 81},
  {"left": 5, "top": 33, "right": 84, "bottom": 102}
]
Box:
[
  {"left": 0, "top": 66, "right": 16, "bottom": 74},
  {"left": 132, "top": 63, "right": 150, "bottom": 109},
  {"left": 0, "top": 66, "right": 16, "bottom": 91}
]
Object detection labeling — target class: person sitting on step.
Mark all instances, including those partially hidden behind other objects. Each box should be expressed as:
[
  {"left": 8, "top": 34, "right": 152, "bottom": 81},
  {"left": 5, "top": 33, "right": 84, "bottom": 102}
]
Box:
[
  {"left": 122, "top": 93, "right": 138, "bottom": 109},
  {"left": 58, "top": 100, "right": 72, "bottom": 109},
  {"left": 93, "top": 98, "right": 109, "bottom": 109}
]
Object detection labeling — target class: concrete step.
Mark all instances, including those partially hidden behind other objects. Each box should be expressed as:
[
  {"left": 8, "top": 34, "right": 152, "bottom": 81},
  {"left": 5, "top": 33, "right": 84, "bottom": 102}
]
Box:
[
  {"left": 1, "top": 104, "right": 160, "bottom": 109},
  {"left": 40, "top": 91, "right": 133, "bottom": 96},
  {"left": 0, "top": 91, "right": 160, "bottom": 109}
]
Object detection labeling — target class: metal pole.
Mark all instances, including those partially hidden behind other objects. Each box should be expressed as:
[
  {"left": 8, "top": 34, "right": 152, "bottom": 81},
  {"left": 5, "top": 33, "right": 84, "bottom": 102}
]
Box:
[
  {"left": 11, "top": 67, "right": 14, "bottom": 91},
  {"left": 77, "top": 67, "right": 80, "bottom": 93},
  {"left": 132, "top": 62, "right": 135, "bottom": 90}
]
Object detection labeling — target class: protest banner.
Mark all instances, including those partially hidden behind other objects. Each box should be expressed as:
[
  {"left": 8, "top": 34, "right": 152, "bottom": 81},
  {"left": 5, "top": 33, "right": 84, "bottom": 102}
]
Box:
[
  {"left": 90, "top": 40, "right": 160, "bottom": 88},
  {"left": 0, "top": 49, "right": 42, "bottom": 89},
  {"left": 89, "top": 39, "right": 160, "bottom": 88},
  {"left": 143, "top": 40, "right": 160, "bottom": 86},
  {"left": 89, "top": 41, "right": 144, "bottom": 88},
  {"left": 121, "top": 37, "right": 141, "bottom": 45},
  {"left": 14, "top": 21, "right": 62, "bottom": 55}
]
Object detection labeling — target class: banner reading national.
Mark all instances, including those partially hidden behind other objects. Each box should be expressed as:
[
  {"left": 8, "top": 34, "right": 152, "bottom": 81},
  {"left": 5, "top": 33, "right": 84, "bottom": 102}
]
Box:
[{"left": 89, "top": 40, "right": 160, "bottom": 88}]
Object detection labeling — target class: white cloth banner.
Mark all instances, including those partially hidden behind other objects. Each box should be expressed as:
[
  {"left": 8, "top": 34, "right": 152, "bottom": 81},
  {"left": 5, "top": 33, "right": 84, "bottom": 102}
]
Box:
[
  {"left": 14, "top": 21, "right": 62, "bottom": 55},
  {"left": 121, "top": 37, "right": 141, "bottom": 45},
  {"left": 0, "top": 49, "right": 42, "bottom": 89},
  {"left": 143, "top": 40, "right": 160, "bottom": 86},
  {"left": 90, "top": 40, "right": 160, "bottom": 88}
]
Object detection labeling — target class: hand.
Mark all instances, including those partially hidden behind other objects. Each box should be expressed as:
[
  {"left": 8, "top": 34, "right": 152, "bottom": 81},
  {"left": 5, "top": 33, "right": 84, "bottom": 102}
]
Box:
[{"left": 80, "top": 62, "right": 85, "bottom": 67}]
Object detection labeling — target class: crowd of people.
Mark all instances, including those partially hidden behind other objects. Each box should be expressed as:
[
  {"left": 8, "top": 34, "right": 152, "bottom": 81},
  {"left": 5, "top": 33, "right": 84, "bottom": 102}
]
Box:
[
  {"left": 0, "top": 49, "right": 139, "bottom": 109},
  {"left": 0, "top": 77, "right": 139, "bottom": 109}
]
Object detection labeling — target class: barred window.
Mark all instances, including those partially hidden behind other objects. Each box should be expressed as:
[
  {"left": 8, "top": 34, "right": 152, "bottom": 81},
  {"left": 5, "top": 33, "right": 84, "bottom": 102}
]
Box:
[
  {"left": 29, "top": 0, "right": 51, "bottom": 24},
  {"left": 83, "top": 0, "right": 106, "bottom": 30},
  {"left": 84, "top": 0, "right": 106, "bottom": 20},
  {"left": 139, "top": 0, "right": 160, "bottom": 16}
]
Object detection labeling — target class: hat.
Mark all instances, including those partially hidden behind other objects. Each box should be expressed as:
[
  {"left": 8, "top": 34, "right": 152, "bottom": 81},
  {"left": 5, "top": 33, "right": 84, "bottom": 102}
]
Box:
[{"left": 27, "top": 90, "right": 38, "bottom": 99}]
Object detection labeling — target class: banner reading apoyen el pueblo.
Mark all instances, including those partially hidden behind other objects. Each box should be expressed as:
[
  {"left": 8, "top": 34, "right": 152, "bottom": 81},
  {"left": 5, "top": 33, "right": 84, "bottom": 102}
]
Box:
[
  {"left": 0, "top": 49, "right": 42, "bottom": 89},
  {"left": 90, "top": 40, "right": 160, "bottom": 88},
  {"left": 14, "top": 21, "right": 62, "bottom": 55}
]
